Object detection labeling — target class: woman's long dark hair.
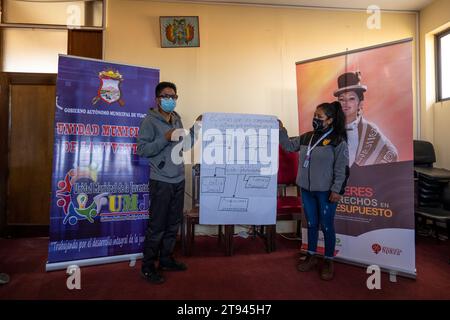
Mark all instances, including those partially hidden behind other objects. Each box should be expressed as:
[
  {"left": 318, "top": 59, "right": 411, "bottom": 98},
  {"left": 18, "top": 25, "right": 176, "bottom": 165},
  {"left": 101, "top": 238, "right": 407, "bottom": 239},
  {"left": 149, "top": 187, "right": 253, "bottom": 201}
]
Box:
[{"left": 317, "top": 101, "right": 347, "bottom": 142}]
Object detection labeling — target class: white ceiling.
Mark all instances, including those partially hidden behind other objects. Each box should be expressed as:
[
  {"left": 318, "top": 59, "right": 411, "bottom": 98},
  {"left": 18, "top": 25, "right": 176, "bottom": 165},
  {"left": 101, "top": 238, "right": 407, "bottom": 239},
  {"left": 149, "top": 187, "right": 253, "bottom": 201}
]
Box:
[{"left": 173, "top": 0, "right": 434, "bottom": 11}]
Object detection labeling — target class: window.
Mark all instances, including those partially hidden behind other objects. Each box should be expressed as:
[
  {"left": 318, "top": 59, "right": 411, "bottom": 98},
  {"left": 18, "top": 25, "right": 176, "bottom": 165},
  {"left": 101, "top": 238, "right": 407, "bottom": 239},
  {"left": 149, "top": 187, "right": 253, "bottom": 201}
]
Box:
[
  {"left": 2, "top": 29, "right": 67, "bottom": 73},
  {"left": 1, "top": 0, "right": 104, "bottom": 73},
  {"left": 436, "top": 29, "right": 450, "bottom": 101},
  {"left": 2, "top": 0, "right": 104, "bottom": 28}
]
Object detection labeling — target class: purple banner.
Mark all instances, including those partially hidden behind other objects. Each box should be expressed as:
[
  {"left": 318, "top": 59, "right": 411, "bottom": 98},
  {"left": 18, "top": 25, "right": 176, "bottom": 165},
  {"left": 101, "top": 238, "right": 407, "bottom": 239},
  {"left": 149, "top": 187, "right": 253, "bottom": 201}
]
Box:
[{"left": 47, "top": 55, "right": 159, "bottom": 266}]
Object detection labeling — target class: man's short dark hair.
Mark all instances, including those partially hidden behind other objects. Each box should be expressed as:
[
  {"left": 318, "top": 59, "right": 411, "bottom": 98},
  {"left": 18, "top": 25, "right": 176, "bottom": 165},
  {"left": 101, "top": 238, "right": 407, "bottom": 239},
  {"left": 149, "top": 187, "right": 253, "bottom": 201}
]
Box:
[{"left": 155, "top": 82, "right": 177, "bottom": 97}]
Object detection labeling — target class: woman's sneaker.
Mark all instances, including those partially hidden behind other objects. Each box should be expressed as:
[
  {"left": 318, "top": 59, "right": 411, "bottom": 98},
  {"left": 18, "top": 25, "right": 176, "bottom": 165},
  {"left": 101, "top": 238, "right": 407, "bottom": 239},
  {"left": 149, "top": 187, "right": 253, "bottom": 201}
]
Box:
[
  {"left": 297, "top": 254, "right": 318, "bottom": 272},
  {"left": 320, "top": 259, "right": 334, "bottom": 281}
]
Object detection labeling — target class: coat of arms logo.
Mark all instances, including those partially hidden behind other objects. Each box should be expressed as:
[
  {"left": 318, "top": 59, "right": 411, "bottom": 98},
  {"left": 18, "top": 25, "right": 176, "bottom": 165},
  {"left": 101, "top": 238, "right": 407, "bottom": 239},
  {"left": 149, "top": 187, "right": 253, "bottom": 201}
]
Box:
[
  {"left": 165, "top": 18, "right": 195, "bottom": 45},
  {"left": 160, "top": 16, "right": 199, "bottom": 48},
  {"left": 92, "top": 69, "right": 124, "bottom": 106}
]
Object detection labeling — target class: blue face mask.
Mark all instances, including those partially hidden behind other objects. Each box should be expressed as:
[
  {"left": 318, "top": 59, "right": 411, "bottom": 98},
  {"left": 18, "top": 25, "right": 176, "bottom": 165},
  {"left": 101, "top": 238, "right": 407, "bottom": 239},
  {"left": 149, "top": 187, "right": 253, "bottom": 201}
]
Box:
[{"left": 160, "top": 98, "right": 176, "bottom": 113}]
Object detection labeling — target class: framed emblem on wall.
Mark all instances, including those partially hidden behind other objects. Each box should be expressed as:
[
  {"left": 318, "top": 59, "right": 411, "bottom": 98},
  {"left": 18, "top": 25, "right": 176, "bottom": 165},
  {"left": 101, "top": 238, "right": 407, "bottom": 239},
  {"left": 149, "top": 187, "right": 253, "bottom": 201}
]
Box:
[{"left": 160, "top": 16, "right": 200, "bottom": 48}]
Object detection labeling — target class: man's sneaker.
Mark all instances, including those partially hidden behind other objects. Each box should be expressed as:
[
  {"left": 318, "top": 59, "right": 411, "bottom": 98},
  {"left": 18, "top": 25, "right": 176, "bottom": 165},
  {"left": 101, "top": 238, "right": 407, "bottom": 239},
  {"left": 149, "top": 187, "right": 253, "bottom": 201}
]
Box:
[
  {"left": 141, "top": 269, "right": 165, "bottom": 284},
  {"left": 159, "top": 259, "right": 187, "bottom": 272},
  {"left": 320, "top": 259, "right": 334, "bottom": 281},
  {"left": 297, "top": 253, "right": 318, "bottom": 272}
]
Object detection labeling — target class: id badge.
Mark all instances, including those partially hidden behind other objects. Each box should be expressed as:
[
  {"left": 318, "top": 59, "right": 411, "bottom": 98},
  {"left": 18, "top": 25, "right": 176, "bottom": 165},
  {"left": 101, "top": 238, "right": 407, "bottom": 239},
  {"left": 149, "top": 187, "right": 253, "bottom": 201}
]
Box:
[
  {"left": 303, "top": 155, "right": 310, "bottom": 168},
  {"left": 302, "top": 160, "right": 309, "bottom": 168}
]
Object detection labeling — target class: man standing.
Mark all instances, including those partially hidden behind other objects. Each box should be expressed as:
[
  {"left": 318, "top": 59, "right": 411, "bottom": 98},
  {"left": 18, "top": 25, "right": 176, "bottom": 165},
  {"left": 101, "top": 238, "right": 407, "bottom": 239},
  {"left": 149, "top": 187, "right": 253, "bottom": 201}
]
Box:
[
  {"left": 334, "top": 72, "right": 398, "bottom": 167},
  {"left": 137, "top": 81, "right": 201, "bottom": 284}
]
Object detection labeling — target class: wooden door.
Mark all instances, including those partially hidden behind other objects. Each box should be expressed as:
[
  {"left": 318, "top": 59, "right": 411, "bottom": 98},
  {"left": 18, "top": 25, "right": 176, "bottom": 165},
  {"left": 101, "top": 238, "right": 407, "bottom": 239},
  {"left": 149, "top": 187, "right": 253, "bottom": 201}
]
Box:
[{"left": 1, "top": 73, "right": 56, "bottom": 236}]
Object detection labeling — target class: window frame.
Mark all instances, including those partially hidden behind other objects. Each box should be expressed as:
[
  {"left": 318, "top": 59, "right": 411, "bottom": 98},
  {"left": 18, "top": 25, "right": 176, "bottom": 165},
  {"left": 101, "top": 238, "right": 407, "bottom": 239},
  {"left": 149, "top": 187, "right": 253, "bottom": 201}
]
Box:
[{"left": 436, "top": 28, "right": 450, "bottom": 102}]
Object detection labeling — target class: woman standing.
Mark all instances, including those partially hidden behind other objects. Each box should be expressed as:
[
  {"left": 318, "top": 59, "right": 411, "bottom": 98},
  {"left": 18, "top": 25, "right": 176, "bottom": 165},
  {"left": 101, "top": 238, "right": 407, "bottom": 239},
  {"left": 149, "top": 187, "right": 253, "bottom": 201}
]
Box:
[{"left": 279, "top": 101, "right": 349, "bottom": 280}]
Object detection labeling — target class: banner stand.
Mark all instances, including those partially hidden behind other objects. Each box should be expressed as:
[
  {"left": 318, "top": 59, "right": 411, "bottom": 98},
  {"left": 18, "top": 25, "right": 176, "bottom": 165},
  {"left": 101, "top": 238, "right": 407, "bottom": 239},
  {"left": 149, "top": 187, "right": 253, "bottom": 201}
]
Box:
[
  {"left": 296, "top": 39, "right": 416, "bottom": 276},
  {"left": 300, "top": 249, "right": 416, "bottom": 279},
  {"left": 334, "top": 256, "right": 416, "bottom": 280},
  {"left": 45, "top": 253, "right": 143, "bottom": 272},
  {"left": 47, "top": 55, "right": 159, "bottom": 270}
]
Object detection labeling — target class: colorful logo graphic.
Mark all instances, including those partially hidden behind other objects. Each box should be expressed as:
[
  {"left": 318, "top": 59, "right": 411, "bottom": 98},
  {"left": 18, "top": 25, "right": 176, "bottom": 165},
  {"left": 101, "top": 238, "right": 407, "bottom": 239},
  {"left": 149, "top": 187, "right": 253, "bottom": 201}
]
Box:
[
  {"left": 92, "top": 69, "right": 124, "bottom": 106},
  {"left": 371, "top": 243, "right": 403, "bottom": 256},
  {"left": 56, "top": 165, "right": 108, "bottom": 225},
  {"left": 165, "top": 18, "right": 195, "bottom": 45},
  {"left": 372, "top": 243, "right": 382, "bottom": 254}
]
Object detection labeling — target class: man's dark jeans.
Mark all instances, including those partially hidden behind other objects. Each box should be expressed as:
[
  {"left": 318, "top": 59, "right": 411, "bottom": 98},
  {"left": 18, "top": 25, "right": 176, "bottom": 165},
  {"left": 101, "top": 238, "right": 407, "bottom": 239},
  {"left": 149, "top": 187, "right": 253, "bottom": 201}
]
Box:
[{"left": 142, "top": 179, "right": 185, "bottom": 271}]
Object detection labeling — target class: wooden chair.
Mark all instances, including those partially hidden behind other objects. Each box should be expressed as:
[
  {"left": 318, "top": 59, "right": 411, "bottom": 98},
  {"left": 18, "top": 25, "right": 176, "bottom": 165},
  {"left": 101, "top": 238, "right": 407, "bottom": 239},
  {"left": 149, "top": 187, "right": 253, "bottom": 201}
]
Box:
[
  {"left": 181, "top": 164, "right": 231, "bottom": 256},
  {"left": 182, "top": 163, "right": 276, "bottom": 255},
  {"left": 261, "top": 146, "right": 303, "bottom": 252}
]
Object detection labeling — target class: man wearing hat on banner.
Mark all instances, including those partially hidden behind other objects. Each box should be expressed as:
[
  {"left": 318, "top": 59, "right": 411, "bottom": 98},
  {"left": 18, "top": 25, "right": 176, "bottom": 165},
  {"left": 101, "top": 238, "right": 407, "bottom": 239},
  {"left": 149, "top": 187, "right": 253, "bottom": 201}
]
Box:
[{"left": 334, "top": 71, "right": 398, "bottom": 167}]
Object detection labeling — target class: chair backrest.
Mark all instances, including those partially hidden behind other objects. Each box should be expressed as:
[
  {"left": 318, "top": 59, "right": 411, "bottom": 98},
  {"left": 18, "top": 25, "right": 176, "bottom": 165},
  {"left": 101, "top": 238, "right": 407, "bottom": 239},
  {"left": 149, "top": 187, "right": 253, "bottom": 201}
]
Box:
[
  {"left": 192, "top": 163, "right": 200, "bottom": 208},
  {"left": 278, "top": 145, "right": 299, "bottom": 185},
  {"left": 413, "top": 140, "right": 436, "bottom": 167},
  {"left": 442, "top": 183, "right": 450, "bottom": 210}
]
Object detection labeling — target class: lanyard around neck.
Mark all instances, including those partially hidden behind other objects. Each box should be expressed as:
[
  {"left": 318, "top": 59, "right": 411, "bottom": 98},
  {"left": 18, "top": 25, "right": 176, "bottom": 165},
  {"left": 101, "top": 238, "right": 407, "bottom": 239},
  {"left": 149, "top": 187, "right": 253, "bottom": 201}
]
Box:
[{"left": 307, "top": 128, "right": 333, "bottom": 156}]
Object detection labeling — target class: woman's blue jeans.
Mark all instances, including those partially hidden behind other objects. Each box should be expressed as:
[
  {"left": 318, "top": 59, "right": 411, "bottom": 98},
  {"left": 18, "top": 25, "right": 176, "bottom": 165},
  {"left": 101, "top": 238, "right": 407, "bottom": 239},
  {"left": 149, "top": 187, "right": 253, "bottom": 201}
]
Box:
[{"left": 301, "top": 189, "right": 337, "bottom": 258}]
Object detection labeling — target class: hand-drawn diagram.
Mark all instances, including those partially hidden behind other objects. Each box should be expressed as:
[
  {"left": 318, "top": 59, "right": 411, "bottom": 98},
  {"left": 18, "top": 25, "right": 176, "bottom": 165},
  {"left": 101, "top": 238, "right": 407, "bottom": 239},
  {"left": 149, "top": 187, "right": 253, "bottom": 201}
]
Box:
[
  {"left": 200, "top": 113, "right": 279, "bottom": 225},
  {"left": 201, "top": 176, "right": 226, "bottom": 193},
  {"left": 201, "top": 166, "right": 272, "bottom": 211},
  {"left": 245, "top": 176, "right": 271, "bottom": 189}
]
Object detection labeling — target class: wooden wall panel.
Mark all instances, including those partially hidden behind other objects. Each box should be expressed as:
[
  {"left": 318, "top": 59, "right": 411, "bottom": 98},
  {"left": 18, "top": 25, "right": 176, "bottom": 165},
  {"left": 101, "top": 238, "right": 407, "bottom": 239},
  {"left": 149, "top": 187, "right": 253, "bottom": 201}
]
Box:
[{"left": 68, "top": 29, "right": 102, "bottom": 59}]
